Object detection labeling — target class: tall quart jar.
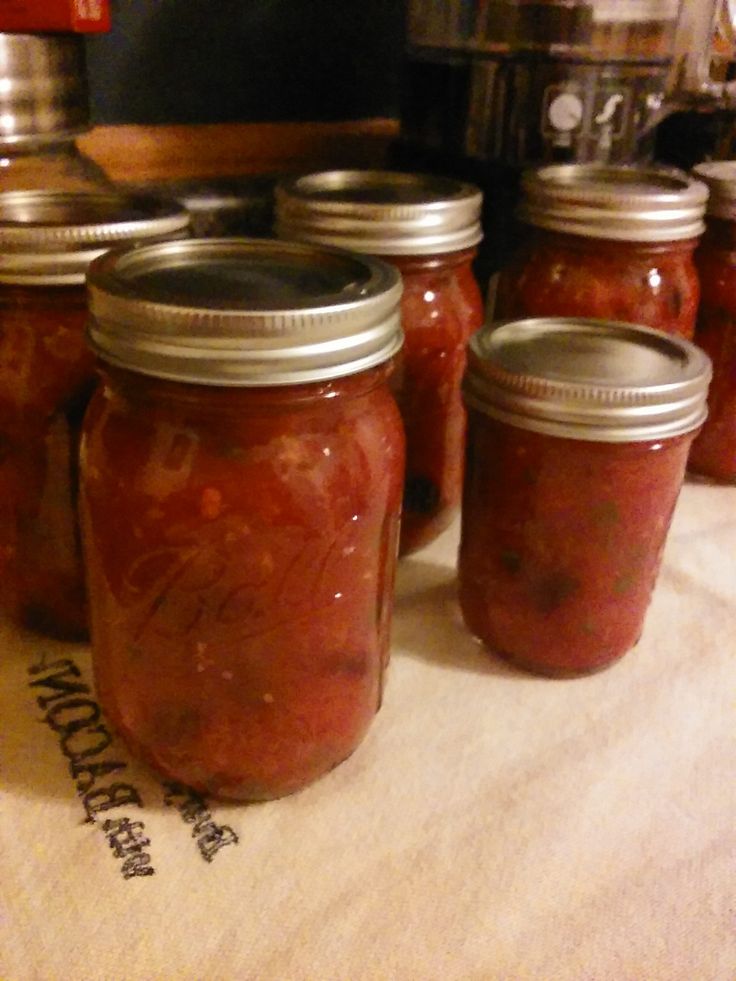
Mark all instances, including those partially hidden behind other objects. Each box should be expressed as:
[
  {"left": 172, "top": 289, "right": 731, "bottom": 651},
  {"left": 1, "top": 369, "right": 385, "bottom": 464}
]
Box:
[
  {"left": 459, "top": 317, "right": 711, "bottom": 678},
  {"left": 275, "top": 170, "right": 484, "bottom": 554},
  {"left": 493, "top": 164, "right": 708, "bottom": 340},
  {"left": 81, "top": 238, "right": 406, "bottom": 801},
  {"left": 686, "top": 161, "right": 736, "bottom": 482},
  {"left": 0, "top": 191, "right": 190, "bottom": 639}
]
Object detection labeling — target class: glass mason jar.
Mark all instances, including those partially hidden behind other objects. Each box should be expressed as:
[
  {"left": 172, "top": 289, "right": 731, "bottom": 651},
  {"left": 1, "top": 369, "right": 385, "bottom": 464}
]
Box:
[
  {"left": 687, "top": 161, "right": 736, "bottom": 482},
  {"left": 275, "top": 170, "right": 484, "bottom": 554},
  {"left": 81, "top": 238, "right": 405, "bottom": 801},
  {"left": 0, "top": 191, "right": 190, "bottom": 639},
  {"left": 494, "top": 164, "right": 708, "bottom": 340},
  {"left": 459, "top": 317, "right": 711, "bottom": 677}
]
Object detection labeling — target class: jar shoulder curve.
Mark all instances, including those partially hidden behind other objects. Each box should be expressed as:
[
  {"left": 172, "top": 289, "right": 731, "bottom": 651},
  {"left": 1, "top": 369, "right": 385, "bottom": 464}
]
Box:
[
  {"left": 495, "top": 231, "right": 700, "bottom": 338},
  {"left": 81, "top": 370, "right": 405, "bottom": 525},
  {"left": 392, "top": 251, "right": 484, "bottom": 343}
]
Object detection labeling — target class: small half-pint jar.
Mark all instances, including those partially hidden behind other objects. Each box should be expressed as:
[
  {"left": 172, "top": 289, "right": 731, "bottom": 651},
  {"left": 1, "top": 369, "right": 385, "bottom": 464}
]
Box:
[
  {"left": 81, "top": 238, "right": 405, "bottom": 801},
  {"left": 459, "top": 317, "right": 711, "bottom": 677},
  {"left": 0, "top": 190, "right": 189, "bottom": 638}
]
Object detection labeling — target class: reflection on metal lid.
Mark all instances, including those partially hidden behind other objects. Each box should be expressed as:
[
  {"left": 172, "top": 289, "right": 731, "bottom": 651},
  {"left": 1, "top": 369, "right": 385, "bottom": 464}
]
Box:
[
  {"left": 692, "top": 160, "right": 736, "bottom": 220},
  {"left": 87, "top": 237, "right": 404, "bottom": 386},
  {"left": 276, "top": 169, "right": 483, "bottom": 255},
  {"left": 519, "top": 163, "right": 708, "bottom": 241},
  {"left": 0, "top": 190, "right": 191, "bottom": 284},
  {"left": 463, "top": 316, "right": 711, "bottom": 441}
]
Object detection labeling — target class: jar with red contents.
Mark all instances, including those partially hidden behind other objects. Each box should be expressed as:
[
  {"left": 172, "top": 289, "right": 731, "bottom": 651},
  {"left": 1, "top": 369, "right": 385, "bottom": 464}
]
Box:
[
  {"left": 686, "top": 161, "right": 736, "bottom": 482},
  {"left": 459, "top": 317, "right": 711, "bottom": 678},
  {"left": 81, "top": 238, "right": 405, "bottom": 801},
  {"left": 493, "top": 164, "right": 708, "bottom": 340},
  {"left": 0, "top": 191, "right": 189, "bottom": 639},
  {"left": 275, "top": 170, "right": 484, "bottom": 554}
]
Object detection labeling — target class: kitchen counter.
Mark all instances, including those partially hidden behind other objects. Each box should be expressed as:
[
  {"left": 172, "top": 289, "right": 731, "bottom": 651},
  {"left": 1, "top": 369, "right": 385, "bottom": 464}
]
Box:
[{"left": 1, "top": 474, "right": 735, "bottom": 980}]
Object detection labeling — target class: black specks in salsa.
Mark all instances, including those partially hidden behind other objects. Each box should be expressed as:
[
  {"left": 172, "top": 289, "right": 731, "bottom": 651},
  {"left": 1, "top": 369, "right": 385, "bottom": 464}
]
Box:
[
  {"left": 500, "top": 548, "right": 522, "bottom": 574},
  {"left": 668, "top": 287, "right": 683, "bottom": 318},
  {"left": 532, "top": 571, "right": 580, "bottom": 614},
  {"left": 404, "top": 475, "right": 441, "bottom": 515}
]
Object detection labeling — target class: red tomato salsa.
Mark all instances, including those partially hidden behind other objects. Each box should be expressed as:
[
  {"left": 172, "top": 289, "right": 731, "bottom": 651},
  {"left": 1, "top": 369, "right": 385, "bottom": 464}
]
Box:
[
  {"left": 688, "top": 216, "right": 736, "bottom": 481},
  {"left": 81, "top": 368, "right": 404, "bottom": 799},
  {"left": 274, "top": 170, "right": 484, "bottom": 555},
  {"left": 391, "top": 249, "right": 484, "bottom": 553},
  {"left": 494, "top": 230, "right": 700, "bottom": 340},
  {"left": 458, "top": 417, "right": 693, "bottom": 676},
  {"left": 0, "top": 284, "right": 94, "bottom": 637},
  {"left": 0, "top": 190, "right": 189, "bottom": 638},
  {"left": 458, "top": 317, "right": 710, "bottom": 677}
]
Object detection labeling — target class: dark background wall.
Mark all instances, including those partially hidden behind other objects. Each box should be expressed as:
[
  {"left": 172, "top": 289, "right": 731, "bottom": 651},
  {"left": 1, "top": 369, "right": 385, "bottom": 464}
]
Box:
[{"left": 85, "top": 0, "right": 405, "bottom": 125}]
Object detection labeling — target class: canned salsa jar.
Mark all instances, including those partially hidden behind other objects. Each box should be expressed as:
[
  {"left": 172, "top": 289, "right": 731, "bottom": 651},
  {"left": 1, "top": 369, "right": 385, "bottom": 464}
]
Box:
[
  {"left": 494, "top": 164, "right": 708, "bottom": 340},
  {"left": 459, "top": 317, "right": 711, "bottom": 677},
  {"left": 687, "top": 161, "right": 736, "bottom": 481},
  {"left": 80, "top": 238, "right": 405, "bottom": 800},
  {"left": 0, "top": 190, "right": 190, "bottom": 638},
  {"left": 276, "top": 170, "right": 484, "bottom": 554}
]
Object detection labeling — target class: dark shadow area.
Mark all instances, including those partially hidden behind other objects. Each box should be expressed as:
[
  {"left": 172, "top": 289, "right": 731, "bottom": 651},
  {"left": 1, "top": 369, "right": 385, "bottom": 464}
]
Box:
[
  {"left": 393, "top": 557, "right": 535, "bottom": 679},
  {"left": 85, "top": 0, "right": 404, "bottom": 125}
]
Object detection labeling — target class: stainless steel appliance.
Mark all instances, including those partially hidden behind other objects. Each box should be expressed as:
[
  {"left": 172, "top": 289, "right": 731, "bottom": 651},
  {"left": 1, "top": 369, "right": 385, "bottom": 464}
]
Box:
[
  {"left": 395, "top": 0, "right": 736, "bottom": 285},
  {"left": 399, "top": 0, "right": 736, "bottom": 167}
]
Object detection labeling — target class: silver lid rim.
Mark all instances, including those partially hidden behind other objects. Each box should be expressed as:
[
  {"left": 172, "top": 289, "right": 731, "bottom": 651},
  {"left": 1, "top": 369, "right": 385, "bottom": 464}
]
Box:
[
  {"left": 86, "top": 237, "right": 404, "bottom": 386},
  {"left": 520, "top": 163, "right": 709, "bottom": 243},
  {"left": 463, "top": 317, "right": 712, "bottom": 443},
  {"left": 0, "top": 190, "right": 191, "bottom": 281},
  {"left": 275, "top": 169, "right": 483, "bottom": 255},
  {"left": 0, "top": 191, "right": 191, "bottom": 248},
  {"left": 692, "top": 160, "right": 736, "bottom": 220}
]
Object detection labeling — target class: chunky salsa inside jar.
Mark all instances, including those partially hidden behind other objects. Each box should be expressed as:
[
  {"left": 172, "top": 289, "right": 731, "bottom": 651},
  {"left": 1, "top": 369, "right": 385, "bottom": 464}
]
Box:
[
  {"left": 80, "top": 365, "right": 404, "bottom": 801},
  {"left": 390, "top": 248, "right": 483, "bottom": 554},
  {"left": 0, "top": 285, "right": 94, "bottom": 638},
  {"left": 494, "top": 229, "right": 700, "bottom": 340},
  {"left": 688, "top": 218, "right": 736, "bottom": 482},
  {"left": 458, "top": 412, "right": 694, "bottom": 676}
]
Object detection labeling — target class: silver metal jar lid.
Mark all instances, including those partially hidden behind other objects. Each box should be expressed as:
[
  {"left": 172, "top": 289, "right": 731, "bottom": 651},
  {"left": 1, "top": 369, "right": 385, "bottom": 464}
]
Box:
[
  {"left": 275, "top": 170, "right": 483, "bottom": 255},
  {"left": 86, "top": 237, "right": 404, "bottom": 386},
  {"left": 519, "top": 164, "right": 708, "bottom": 242},
  {"left": 0, "top": 34, "right": 90, "bottom": 146},
  {"left": 0, "top": 191, "right": 191, "bottom": 285},
  {"left": 692, "top": 161, "right": 736, "bottom": 220},
  {"left": 463, "top": 317, "right": 711, "bottom": 442}
]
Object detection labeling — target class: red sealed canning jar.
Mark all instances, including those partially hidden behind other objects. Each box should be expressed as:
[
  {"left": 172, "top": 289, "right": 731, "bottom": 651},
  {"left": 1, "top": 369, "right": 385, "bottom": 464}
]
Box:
[
  {"left": 275, "top": 170, "right": 484, "bottom": 554},
  {"left": 80, "top": 238, "right": 405, "bottom": 801},
  {"left": 494, "top": 164, "right": 708, "bottom": 340},
  {"left": 0, "top": 191, "right": 189, "bottom": 638},
  {"left": 687, "top": 161, "right": 736, "bottom": 481},
  {"left": 459, "top": 317, "right": 711, "bottom": 677}
]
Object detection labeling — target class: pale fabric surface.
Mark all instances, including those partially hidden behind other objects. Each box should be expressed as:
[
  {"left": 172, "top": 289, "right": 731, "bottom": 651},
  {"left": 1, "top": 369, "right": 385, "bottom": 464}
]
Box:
[{"left": 1, "top": 476, "right": 734, "bottom": 981}]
